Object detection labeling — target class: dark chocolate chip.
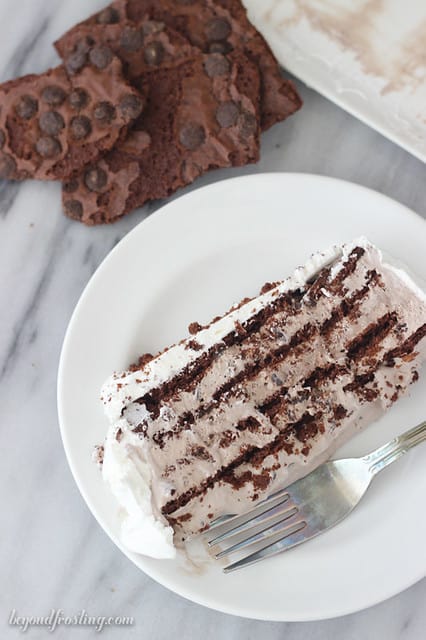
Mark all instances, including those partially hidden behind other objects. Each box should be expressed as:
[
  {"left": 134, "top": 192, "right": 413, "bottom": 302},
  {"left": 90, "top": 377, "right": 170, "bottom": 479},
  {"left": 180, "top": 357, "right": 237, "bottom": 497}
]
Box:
[
  {"left": 119, "top": 94, "right": 144, "bottom": 120},
  {"left": 64, "top": 199, "right": 83, "bottom": 219},
  {"left": 63, "top": 178, "right": 79, "bottom": 193},
  {"left": 94, "top": 101, "right": 116, "bottom": 123},
  {"left": 120, "top": 26, "right": 143, "bottom": 52},
  {"left": 89, "top": 46, "right": 113, "bottom": 70},
  {"left": 41, "top": 85, "right": 66, "bottom": 106},
  {"left": 36, "top": 136, "right": 61, "bottom": 158},
  {"left": 39, "top": 111, "right": 65, "bottom": 136},
  {"left": 15, "top": 95, "right": 38, "bottom": 119},
  {"left": 205, "top": 18, "right": 232, "bottom": 42},
  {"left": 84, "top": 167, "right": 107, "bottom": 192},
  {"left": 66, "top": 38, "right": 93, "bottom": 74},
  {"left": 0, "top": 130, "right": 5, "bottom": 149},
  {"left": 66, "top": 50, "right": 87, "bottom": 74},
  {"left": 70, "top": 116, "right": 92, "bottom": 140},
  {"left": 216, "top": 101, "right": 239, "bottom": 128},
  {"left": 204, "top": 54, "right": 230, "bottom": 78},
  {"left": 144, "top": 41, "right": 165, "bottom": 66},
  {"left": 69, "top": 88, "right": 89, "bottom": 110},
  {"left": 142, "top": 21, "right": 165, "bottom": 35},
  {"left": 96, "top": 7, "right": 120, "bottom": 24},
  {"left": 239, "top": 111, "right": 257, "bottom": 138},
  {"left": 176, "top": 0, "right": 196, "bottom": 4},
  {"left": 0, "top": 153, "right": 16, "bottom": 178},
  {"left": 209, "top": 41, "right": 233, "bottom": 54},
  {"left": 179, "top": 123, "right": 206, "bottom": 150}
]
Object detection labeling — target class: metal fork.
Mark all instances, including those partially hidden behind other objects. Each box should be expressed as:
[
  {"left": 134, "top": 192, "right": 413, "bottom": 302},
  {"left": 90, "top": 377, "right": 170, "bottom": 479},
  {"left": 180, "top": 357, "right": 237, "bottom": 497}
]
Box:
[{"left": 205, "top": 420, "right": 426, "bottom": 573}]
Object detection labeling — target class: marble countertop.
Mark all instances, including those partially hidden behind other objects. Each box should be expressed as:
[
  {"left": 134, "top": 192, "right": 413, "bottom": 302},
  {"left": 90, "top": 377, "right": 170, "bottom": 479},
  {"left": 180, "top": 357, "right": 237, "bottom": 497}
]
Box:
[{"left": 1, "top": 1, "right": 425, "bottom": 638}]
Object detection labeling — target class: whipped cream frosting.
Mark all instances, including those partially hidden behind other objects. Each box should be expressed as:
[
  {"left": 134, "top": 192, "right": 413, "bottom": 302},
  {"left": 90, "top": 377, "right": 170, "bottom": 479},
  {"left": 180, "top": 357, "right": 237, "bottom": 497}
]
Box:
[{"left": 99, "top": 238, "right": 426, "bottom": 558}]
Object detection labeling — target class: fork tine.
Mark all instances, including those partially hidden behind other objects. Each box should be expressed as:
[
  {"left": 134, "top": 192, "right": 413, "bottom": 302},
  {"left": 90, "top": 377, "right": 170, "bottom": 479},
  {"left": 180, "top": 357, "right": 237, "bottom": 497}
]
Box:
[
  {"left": 215, "top": 507, "right": 299, "bottom": 559},
  {"left": 207, "top": 492, "right": 291, "bottom": 547},
  {"left": 223, "top": 521, "right": 309, "bottom": 573},
  {"left": 207, "top": 514, "right": 237, "bottom": 531}
]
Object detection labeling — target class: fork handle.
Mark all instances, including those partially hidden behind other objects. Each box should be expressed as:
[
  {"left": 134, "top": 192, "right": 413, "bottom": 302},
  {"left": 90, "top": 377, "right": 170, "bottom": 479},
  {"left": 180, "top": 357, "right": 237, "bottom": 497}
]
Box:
[{"left": 362, "top": 420, "right": 426, "bottom": 476}]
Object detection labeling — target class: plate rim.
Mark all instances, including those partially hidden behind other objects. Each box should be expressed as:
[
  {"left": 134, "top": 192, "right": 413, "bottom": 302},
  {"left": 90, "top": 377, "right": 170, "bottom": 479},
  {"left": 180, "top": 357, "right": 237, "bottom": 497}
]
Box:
[{"left": 57, "top": 172, "right": 426, "bottom": 621}]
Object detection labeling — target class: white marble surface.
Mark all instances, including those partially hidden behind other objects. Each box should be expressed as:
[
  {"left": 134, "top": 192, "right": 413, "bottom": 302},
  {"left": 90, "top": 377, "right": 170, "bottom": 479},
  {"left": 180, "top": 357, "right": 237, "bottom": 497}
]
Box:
[{"left": 0, "top": 0, "right": 425, "bottom": 638}]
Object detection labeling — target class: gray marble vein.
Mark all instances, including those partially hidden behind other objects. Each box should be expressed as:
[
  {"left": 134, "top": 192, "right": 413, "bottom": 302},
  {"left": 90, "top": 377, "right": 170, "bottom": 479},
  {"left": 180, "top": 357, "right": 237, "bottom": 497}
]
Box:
[{"left": 0, "top": 0, "right": 425, "bottom": 638}]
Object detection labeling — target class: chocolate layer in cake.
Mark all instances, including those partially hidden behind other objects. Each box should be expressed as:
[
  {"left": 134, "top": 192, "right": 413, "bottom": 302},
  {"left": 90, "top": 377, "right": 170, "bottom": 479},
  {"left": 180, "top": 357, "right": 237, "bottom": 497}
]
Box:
[{"left": 99, "top": 239, "right": 426, "bottom": 558}]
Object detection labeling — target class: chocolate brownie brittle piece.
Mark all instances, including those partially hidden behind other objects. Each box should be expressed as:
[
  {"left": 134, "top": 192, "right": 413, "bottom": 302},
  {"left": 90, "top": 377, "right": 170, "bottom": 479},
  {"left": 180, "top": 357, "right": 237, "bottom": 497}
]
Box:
[
  {"left": 63, "top": 50, "right": 260, "bottom": 225},
  {"left": 0, "top": 47, "right": 143, "bottom": 181},
  {"left": 55, "top": 19, "right": 197, "bottom": 82},
  {"left": 54, "top": 0, "right": 302, "bottom": 131}
]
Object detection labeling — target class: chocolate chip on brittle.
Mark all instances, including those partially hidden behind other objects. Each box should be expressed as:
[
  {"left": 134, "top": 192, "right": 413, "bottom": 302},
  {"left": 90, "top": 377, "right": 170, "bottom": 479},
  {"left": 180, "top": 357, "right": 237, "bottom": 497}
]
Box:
[
  {"left": 141, "top": 21, "right": 165, "bottom": 36},
  {"left": 89, "top": 45, "right": 113, "bottom": 70},
  {"left": 64, "top": 199, "right": 84, "bottom": 219},
  {"left": 69, "top": 88, "right": 89, "bottom": 110},
  {"left": 204, "top": 54, "right": 230, "bottom": 78},
  {"left": 119, "top": 94, "right": 144, "bottom": 120},
  {"left": 36, "top": 136, "right": 61, "bottom": 158},
  {"left": 216, "top": 101, "right": 239, "bottom": 128},
  {"left": 39, "top": 111, "right": 65, "bottom": 136},
  {"left": 205, "top": 18, "right": 232, "bottom": 42},
  {"left": 144, "top": 41, "right": 165, "bottom": 66},
  {"left": 94, "top": 101, "right": 116, "bottom": 123},
  {"left": 120, "top": 26, "right": 144, "bottom": 52},
  {"left": 96, "top": 7, "right": 120, "bottom": 25},
  {"left": 70, "top": 116, "right": 92, "bottom": 140},
  {"left": 15, "top": 95, "right": 38, "bottom": 119},
  {"left": 41, "top": 85, "right": 67, "bottom": 106},
  {"left": 84, "top": 166, "right": 108, "bottom": 192},
  {"left": 63, "top": 178, "right": 79, "bottom": 193},
  {"left": 179, "top": 123, "right": 206, "bottom": 150}
]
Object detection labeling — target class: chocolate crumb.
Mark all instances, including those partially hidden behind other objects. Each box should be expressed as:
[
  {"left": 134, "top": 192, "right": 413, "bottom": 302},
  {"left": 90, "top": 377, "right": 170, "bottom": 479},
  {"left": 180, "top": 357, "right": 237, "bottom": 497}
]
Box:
[
  {"left": 186, "top": 340, "right": 202, "bottom": 351},
  {"left": 188, "top": 322, "right": 203, "bottom": 335}
]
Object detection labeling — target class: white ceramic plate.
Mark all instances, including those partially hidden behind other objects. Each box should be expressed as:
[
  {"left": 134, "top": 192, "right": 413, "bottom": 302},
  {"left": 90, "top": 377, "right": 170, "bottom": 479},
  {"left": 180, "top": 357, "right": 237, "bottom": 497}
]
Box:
[{"left": 58, "top": 174, "right": 426, "bottom": 621}]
